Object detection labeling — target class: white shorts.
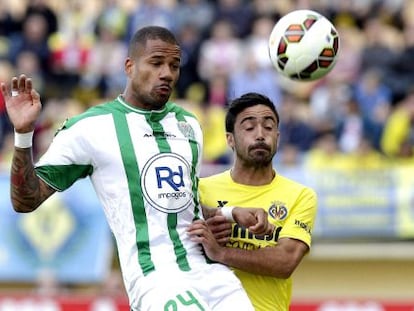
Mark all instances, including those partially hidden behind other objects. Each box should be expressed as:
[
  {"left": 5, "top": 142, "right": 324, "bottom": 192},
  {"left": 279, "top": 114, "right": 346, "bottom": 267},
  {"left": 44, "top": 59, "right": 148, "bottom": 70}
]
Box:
[{"left": 134, "top": 263, "right": 254, "bottom": 311}]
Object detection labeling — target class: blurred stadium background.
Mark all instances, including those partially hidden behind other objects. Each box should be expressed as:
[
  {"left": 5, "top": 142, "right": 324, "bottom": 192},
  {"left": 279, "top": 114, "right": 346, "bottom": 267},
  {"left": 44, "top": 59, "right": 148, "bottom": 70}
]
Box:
[{"left": 1, "top": 0, "right": 414, "bottom": 310}]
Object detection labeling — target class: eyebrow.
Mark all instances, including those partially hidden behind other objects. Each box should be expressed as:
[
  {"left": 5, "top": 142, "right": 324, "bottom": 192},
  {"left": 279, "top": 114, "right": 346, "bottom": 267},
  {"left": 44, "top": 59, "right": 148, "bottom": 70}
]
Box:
[
  {"left": 240, "top": 115, "right": 277, "bottom": 125},
  {"left": 149, "top": 54, "right": 181, "bottom": 62}
]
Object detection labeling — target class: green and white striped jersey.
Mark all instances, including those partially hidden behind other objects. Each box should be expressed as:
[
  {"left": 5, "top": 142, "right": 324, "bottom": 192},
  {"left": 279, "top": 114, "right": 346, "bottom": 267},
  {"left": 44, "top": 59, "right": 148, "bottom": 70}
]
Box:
[{"left": 35, "top": 96, "right": 207, "bottom": 299}]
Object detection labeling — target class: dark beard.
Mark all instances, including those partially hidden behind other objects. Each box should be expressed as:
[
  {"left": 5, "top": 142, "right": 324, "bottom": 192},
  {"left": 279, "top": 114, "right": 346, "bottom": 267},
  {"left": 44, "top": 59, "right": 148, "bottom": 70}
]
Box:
[{"left": 237, "top": 150, "right": 274, "bottom": 168}]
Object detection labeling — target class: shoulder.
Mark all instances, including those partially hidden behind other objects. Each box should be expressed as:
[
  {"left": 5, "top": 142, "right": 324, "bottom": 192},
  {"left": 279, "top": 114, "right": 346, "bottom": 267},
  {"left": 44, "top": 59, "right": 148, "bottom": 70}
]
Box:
[
  {"left": 60, "top": 100, "right": 119, "bottom": 130},
  {"left": 167, "top": 102, "right": 199, "bottom": 120},
  {"left": 276, "top": 174, "right": 317, "bottom": 197}
]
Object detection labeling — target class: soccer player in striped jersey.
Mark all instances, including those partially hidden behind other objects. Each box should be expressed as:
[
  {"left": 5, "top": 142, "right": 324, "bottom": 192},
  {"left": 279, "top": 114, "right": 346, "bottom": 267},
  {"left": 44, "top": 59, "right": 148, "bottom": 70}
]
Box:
[
  {"left": 189, "top": 92, "right": 318, "bottom": 311},
  {"left": 1, "top": 26, "right": 270, "bottom": 311}
]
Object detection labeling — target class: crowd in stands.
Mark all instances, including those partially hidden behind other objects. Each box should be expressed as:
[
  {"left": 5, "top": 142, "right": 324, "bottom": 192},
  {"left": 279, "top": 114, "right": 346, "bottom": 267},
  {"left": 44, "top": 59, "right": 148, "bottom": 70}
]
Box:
[
  {"left": 1, "top": 0, "right": 414, "bottom": 299},
  {"left": 1, "top": 0, "right": 414, "bottom": 172}
]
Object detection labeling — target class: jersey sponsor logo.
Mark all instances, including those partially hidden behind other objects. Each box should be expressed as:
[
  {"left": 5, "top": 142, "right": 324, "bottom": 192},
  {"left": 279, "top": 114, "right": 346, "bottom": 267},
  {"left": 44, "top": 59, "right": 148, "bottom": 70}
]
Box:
[
  {"left": 143, "top": 132, "right": 176, "bottom": 138},
  {"left": 141, "top": 153, "right": 193, "bottom": 213},
  {"left": 268, "top": 201, "right": 288, "bottom": 220},
  {"left": 227, "top": 224, "right": 282, "bottom": 249}
]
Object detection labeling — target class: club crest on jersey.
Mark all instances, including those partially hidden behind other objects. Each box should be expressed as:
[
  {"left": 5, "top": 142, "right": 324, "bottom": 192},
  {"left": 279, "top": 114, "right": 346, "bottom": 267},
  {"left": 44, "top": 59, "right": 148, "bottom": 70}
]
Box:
[
  {"left": 268, "top": 201, "right": 288, "bottom": 220},
  {"left": 177, "top": 121, "right": 195, "bottom": 140},
  {"left": 141, "top": 153, "right": 193, "bottom": 213}
]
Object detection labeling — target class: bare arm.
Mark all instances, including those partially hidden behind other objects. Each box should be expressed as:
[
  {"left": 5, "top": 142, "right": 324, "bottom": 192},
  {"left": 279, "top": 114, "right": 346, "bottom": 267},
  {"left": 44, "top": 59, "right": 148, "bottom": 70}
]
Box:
[
  {"left": 2, "top": 74, "right": 56, "bottom": 212},
  {"left": 187, "top": 220, "right": 308, "bottom": 278},
  {"left": 11, "top": 147, "right": 56, "bottom": 212},
  {"left": 213, "top": 237, "right": 308, "bottom": 278}
]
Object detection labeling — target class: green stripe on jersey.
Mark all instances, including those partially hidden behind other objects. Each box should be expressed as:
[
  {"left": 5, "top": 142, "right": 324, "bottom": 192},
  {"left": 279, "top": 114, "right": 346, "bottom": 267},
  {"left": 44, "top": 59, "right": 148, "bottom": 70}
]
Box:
[
  {"left": 145, "top": 112, "right": 190, "bottom": 272},
  {"left": 113, "top": 111, "right": 155, "bottom": 276},
  {"left": 174, "top": 112, "right": 201, "bottom": 220}
]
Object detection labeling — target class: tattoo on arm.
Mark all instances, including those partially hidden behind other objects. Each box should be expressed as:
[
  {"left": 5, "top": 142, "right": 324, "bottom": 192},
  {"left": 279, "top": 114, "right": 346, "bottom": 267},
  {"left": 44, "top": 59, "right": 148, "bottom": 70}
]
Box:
[{"left": 10, "top": 148, "right": 55, "bottom": 212}]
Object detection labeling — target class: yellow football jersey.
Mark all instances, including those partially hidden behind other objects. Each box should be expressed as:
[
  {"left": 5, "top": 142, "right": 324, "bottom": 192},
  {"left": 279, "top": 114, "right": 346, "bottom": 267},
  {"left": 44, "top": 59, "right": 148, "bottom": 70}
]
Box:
[{"left": 199, "top": 170, "right": 317, "bottom": 311}]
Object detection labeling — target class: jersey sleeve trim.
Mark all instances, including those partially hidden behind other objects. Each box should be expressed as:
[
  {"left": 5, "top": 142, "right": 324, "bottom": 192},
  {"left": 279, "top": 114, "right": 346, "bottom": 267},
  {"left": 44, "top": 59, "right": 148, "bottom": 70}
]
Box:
[{"left": 35, "top": 164, "right": 93, "bottom": 192}]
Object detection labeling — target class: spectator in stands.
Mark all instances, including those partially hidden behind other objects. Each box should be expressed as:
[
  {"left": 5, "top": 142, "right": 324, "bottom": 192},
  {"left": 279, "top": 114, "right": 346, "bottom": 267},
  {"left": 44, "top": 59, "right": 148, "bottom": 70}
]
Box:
[
  {"left": 336, "top": 96, "right": 365, "bottom": 154},
  {"left": 0, "top": 0, "right": 19, "bottom": 39},
  {"left": 380, "top": 89, "right": 414, "bottom": 159},
  {"left": 125, "top": 0, "right": 177, "bottom": 43},
  {"left": 352, "top": 68, "right": 392, "bottom": 150},
  {"left": 48, "top": 29, "right": 91, "bottom": 98},
  {"left": 359, "top": 16, "right": 399, "bottom": 79},
  {"left": 308, "top": 77, "right": 351, "bottom": 136},
  {"left": 57, "top": 0, "right": 97, "bottom": 41},
  {"left": 228, "top": 15, "right": 282, "bottom": 106},
  {"left": 228, "top": 47, "right": 281, "bottom": 107},
  {"left": 213, "top": 0, "right": 254, "bottom": 38},
  {"left": 95, "top": 0, "right": 128, "bottom": 41},
  {"left": 344, "top": 136, "right": 388, "bottom": 170},
  {"left": 197, "top": 19, "right": 243, "bottom": 84},
  {"left": 8, "top": 13, "right": 51, "bottom": 76},
  {"left": 47, "top": 0, "right": 98, "bottom": 99},
  {"left": 21, "top": 0, "right": 58, "bottom": 37},
  {"left": 278, "top": 93, "right": 315, "bottom": 152},
  {"left": 243, "top": 15, "right": 275, "bottom": 70},
  {"left": 81, "top": 21, "right": 127, "bottom": 98},
  {"left": 174, "top": 0, "right": 215, "bottom": 38},
  {"left": 174, "top": 23, "right": 203, "bottom": 98},
  {"left": 304, "top": 131, "right": 346, "bottom": 170},
  {"left": 250, "top": 0, "right": 280, "bottom": 19},
  {"left": 388, "top": 22, "right": 414, "bottom": 100}
]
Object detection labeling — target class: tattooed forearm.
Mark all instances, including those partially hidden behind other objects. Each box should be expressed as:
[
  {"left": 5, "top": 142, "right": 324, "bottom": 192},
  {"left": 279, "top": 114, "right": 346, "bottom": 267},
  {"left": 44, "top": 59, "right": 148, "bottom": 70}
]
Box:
[{"left": 10, "top": 148, "right": 54, "bottom": 212}]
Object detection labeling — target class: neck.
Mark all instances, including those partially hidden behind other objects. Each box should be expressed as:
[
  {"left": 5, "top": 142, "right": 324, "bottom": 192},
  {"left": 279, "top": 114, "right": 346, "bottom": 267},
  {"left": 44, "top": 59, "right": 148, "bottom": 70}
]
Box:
[{"left": 230, "top": 165, "right": 275, "bottom": 186}]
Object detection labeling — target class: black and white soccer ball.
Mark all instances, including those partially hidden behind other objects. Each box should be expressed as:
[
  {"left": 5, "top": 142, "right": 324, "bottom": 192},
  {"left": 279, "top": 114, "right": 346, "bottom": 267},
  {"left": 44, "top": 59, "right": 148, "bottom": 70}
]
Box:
[{"left": 268, "top": 9, "right": 340, "bottom": 81}]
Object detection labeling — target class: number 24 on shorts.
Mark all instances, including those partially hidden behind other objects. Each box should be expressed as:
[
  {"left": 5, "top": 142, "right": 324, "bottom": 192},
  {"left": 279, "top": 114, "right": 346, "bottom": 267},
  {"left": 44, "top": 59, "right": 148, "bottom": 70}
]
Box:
[{"left": 164, "top": 290, "right": 207, "bottom": 311}]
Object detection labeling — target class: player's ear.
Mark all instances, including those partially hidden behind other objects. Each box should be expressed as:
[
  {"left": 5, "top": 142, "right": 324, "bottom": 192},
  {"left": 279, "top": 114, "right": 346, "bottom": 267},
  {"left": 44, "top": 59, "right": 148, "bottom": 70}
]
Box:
[
  {"left": 125, "top": 58, "right": 133, "bottom": 77},
  {"left": 276, "top": 131, "right": 280, "bottom": 149},
  {"left": 226, "top": 132, "right": 235, "bottom": 150}
]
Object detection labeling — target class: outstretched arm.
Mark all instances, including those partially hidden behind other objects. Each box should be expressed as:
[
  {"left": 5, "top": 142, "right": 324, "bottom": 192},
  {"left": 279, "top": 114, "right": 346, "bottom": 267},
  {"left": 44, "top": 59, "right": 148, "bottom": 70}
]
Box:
[{"left": 1, "top": 75, "right": 56, "bottom": 212}]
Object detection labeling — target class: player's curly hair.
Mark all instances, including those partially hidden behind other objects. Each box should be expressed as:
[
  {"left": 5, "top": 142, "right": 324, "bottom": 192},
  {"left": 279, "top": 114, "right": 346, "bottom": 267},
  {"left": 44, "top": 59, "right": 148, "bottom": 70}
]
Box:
[{"left": 225, "top": 92, "right": 280, "bottom": 133}]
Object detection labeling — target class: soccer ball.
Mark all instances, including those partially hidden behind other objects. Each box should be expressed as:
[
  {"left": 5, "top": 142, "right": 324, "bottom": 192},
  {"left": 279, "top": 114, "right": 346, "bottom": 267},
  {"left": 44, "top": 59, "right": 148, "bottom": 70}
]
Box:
[{"left": 268, "top": 9, "right": 340, "bottom": 81}]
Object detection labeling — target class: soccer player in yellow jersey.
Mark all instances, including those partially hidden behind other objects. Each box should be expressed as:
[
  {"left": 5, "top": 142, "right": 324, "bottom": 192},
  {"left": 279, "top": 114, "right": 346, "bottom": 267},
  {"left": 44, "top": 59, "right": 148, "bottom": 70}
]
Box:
[{"left": 188, "top": 92, "right": 317, "bottom": 311}]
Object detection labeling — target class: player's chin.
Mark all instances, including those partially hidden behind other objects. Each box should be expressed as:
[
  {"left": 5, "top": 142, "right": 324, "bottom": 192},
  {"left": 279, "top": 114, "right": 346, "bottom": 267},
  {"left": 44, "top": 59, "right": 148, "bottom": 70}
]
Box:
[
  {"left": 251, "top": 151, "right": 272, "bottom": 162},
  {"left": 155, "top": 87, "right": 172, "bottom": 99},
  {"left": 251, "top": 157, "right": 273, "bottom": 167},
  {"left": 154, "top": 95, "right": 170, "bottom": 106}
]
